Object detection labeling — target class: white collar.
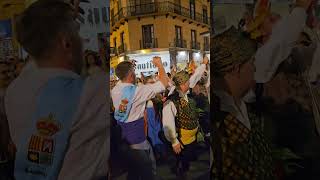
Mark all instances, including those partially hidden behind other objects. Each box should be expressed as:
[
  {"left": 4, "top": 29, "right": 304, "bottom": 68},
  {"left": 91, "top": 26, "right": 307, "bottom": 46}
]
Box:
[{"left": 214, "top": 90, "right": 251, "bottom": 130}]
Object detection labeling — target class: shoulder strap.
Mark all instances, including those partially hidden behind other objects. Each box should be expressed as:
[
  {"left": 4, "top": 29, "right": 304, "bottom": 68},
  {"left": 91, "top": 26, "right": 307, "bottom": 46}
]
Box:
[{"left": 14, "top": 76, "right": 84, "bottom": 180}]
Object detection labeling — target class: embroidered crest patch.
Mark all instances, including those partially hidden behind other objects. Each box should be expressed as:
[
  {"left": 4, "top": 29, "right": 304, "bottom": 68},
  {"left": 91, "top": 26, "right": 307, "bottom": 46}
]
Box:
[
  {"left": 118, "top": 98, "right": 129, "bottom": 113},
  {"left": 27, "top": 113, "right": 61, "bottom": 166}
]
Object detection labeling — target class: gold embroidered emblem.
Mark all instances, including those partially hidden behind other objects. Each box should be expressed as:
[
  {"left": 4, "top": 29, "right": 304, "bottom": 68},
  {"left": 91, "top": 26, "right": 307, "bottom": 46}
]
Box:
[{"left": 27, "top": 113, "right": 61, "bottom": 165}]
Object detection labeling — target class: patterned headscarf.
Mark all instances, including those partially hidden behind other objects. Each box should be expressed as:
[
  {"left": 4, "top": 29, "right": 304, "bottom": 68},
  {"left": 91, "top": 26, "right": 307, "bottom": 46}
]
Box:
[
  {"left": 212, "top": 26, "right": 257, "bottom": 77},
  {"left": 173, "top": 71, "right": 190, "bottom": 86}
]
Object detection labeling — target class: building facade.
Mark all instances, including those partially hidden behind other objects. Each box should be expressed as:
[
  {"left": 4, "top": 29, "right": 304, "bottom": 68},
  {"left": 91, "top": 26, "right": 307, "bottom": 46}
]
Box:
[
  {"left": 0, "top": 0, "right": 25, "bottom": 59},
  {"left": 110, "top": 0, "right": 211, "bottom": 76},
  {"left": 212, "top": 0, "right": 293, "bottom": 34},
  {"left": 79, "top": 0, "right": 109, "bottom": 52}
]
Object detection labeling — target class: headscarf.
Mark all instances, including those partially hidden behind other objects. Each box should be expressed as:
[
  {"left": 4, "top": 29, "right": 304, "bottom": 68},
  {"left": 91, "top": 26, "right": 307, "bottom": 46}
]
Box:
[
  {"left": 212, "top": 26, "right": 257, "bottom": 77},
  {"left": 173, "top": 71, "right": 190, "bottom": 86}
]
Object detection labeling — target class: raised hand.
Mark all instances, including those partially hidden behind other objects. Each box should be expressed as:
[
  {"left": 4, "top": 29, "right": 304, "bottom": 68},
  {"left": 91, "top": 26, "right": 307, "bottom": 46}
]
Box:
[
  {"left": 152, "top": 56, "right": 163, "bottom": 67},
  {"left": 202, "top": 56, "right": 209, "bottom": 65}
]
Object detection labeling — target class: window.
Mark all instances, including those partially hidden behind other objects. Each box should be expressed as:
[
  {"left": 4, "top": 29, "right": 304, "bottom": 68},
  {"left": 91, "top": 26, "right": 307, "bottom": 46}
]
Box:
[
  {"left": 142, "top": 25, "right": 154, "bottom": 48},
  {"left": 111, "top": 8, "right": 114, "bottom": 25},
  {"left": 94, "top": 8, "right": 100, "bottom": 24},
  {"left": 174, "top": 0, "right": 181, "bottom": 14},
  {"left": 175, "top": 26, "right": 182, "bottom": 47},
  {"left": 87, "top": 8, "right": 93, "bottom": 25},
  {"left": 120, "top": 32, "right": 125, "bottom": 46},
  {"left": 129, "top": 0, "right": 155, "bottom": 15},
  {"left": 190, "top": 0, "right": 195, "bottom": 20},
  {"left": 118, "top": 0, "right": 122, "bottom": 10},
  {"left": 102, "top": 7, "right": 108, "bottom": 24},
  {"left": 203, "top": 6, "right": 208, "bottom": 24},
  {"left": 204, "top": 37, "right": 209, "bottom": 50},
  {"left": 113, "top": 37, "right": 117, "bottom": 48},
  {"left": 191, "top": 30, "right": 196, "bottom": 48}
]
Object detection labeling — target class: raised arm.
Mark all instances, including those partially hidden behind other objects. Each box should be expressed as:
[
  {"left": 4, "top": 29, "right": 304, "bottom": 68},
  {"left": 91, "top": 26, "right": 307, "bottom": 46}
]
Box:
[
  {"left": 189, "top": 56, "right": 209, "bottom": 88},
  {"left": 255, "top": 1, "right": 310, "bottom": 83}
]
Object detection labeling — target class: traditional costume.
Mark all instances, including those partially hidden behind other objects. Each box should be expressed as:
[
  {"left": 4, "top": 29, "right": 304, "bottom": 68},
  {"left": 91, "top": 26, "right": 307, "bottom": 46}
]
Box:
[
  {"left": 162, "top": 71, "right": 202, "bottom": 176},
  {"left": 210, "top": 27, "right": 274, "bottom": 180}
]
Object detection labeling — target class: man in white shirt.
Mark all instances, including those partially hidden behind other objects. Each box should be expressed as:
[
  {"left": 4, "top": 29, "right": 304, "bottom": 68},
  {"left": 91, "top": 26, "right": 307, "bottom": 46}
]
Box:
[
  {"left": 5, "top": 1, "right": 108, "bottom": 179},
  {"left": 111, "top": 57, "right": 168, "bottom": 180}
]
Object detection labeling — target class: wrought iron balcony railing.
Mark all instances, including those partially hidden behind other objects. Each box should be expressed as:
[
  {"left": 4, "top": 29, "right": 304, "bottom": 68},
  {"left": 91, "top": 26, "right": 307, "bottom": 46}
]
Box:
[
  {"left": 111, "top": 1, "right": 210, "bottom": 27},
  {"left": 140, "top": 38, "right": 158, "bottom": 49},
  {"left": 117, "top": 44, "right": 127, "bottom": 54},
  {"left": 191, "top": 41, "right": 200, "bottom": 50},
  {"left": 110, "top": 47, "right": 117, "bottom": 55},
  {"left": 171, "top": 38, "right": 187, "bottom": 48},
  {"left": 204, "top": 43, "right": 210, "bottom": 51}
]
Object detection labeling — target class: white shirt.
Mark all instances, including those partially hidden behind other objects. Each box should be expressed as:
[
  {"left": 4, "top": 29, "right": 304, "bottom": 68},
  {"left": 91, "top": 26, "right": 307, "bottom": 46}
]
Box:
[
  {"left": 214, "top": 90, "right": 251, "bottom": 130},
  {"left": 255, "top": 7, "right": 307, "bottom": 83},
  {"left": 111, "top": 81, "right": 165, "bottom": 123},
  {"left": 162, "top": 91, "right": 189, "bottom": 146},
  {"left": 5, "top": 61, "right": 109, "bottom": 180},
  {"left": 111, "top": 80, "right": 165, "bottom": 149}
]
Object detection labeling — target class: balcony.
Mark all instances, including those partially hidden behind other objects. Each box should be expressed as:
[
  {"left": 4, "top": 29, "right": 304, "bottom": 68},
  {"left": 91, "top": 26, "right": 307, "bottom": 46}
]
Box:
[
  {"left": 111, "top": 1, "right": 210, "bottom": 28},
  {"left": 118, "top": 44, "right": 127, "bottom": 54},
  {"left": 204, "top": 43, "right": 210, "bottom": 51},
  {"left": 170, "top": 39, "right": 187, "bottom": 48},
  {"left": 110, "top": 47, "right": 117, "bottom": 55},
  {"left": 191, "top": 41, "right": 200, "bottom": 50},
  {"left": 140, "top": 38, "right": 158, "bottom": 49}
]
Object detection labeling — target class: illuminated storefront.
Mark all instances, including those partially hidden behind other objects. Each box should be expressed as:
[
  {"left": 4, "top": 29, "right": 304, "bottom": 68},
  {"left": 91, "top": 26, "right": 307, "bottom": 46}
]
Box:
[{"left": 127, "top": 50, "right": 170, "bottom": 77}]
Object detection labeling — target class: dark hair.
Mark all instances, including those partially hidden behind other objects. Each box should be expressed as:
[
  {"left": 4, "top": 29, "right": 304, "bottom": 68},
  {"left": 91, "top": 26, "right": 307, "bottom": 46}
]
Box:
[
  {"left": 144, "top": 76, "right": 154, "bottom": 84},
  {"left": 15, "top": 0, "right": 76, "bottom": 59},
  {"left": 115, "top": 61, "right": 134, "bottom": 80},
  {"left": 85, "top": 52, "right": 101, "bottom": 67}
]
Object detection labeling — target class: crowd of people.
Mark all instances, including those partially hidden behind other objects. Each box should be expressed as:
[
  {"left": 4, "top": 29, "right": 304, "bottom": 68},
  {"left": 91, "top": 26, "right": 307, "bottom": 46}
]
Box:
[
  {"left": 2, "top": 0, "right": 320, "bottom": 179},
  {"left": 110, "top": 56, "right": 210, "bottom": 179}
]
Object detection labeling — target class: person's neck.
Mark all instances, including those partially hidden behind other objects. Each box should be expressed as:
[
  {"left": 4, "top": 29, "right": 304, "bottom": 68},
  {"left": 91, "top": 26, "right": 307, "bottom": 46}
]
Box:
[
  {"left": 36, "top": 57, "right": 73, "bottom": 71},
  {"left": 122, "top": 79, "right": 134, "bottom": 84},
  {"left": 215, "top": 77, "right": 243, "bottom": 105}
]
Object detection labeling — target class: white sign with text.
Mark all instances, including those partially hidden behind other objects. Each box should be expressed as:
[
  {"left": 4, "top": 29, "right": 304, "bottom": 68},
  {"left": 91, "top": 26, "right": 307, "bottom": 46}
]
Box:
[{"left": 127, "top": 52, "right": 171, "bottom": 77}]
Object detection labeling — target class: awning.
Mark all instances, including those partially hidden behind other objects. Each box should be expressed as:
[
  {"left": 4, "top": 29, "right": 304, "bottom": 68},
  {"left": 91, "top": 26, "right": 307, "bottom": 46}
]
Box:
[{"left": 200, "top": 31, "right": 210, "bottom": 37}]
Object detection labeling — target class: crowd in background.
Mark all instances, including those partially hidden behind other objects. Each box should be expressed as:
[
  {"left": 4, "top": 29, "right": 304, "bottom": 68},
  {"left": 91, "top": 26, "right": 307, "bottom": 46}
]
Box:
[{"left": 110, "top": 57, "right": 210, "bottom": 179}]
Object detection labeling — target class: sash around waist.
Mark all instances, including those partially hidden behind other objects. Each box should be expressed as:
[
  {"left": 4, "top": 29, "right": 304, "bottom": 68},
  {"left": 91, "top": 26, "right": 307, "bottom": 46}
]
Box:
[{"left": 117, "top": 118, "right": 146, "bottom": 145}]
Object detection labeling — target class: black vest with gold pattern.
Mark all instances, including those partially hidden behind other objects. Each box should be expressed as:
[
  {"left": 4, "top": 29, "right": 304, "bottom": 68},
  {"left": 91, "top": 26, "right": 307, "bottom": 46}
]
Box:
[{"left": 168, "top": 91, "right": 199, "bottom": 130}]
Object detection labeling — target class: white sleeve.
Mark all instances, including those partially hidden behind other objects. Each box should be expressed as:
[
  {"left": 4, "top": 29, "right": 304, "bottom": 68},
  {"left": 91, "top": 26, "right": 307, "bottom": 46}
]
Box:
[
  {"left": 189, "top": 64, "right": 206, "bottom": 88},
  {"left": 255, "top": 7, "right": 307, "bottom": 83},
  {"left": 206, "top": 72, "right": 210, "bottom": 88},
  {"left": 168, "top": 86, "right": 176, "bottom": 96},
  {"left": 134, "top": 81, "right": 166, "bottom": 105},
  {"left": 162, "top": 100, "right": 179, "bottom": 146},
  {"left": 309, "top": 42, "right": 320, "bottom": 82},
  {"left": 58, "top": 73, "right": 109, "bottom": 180}
]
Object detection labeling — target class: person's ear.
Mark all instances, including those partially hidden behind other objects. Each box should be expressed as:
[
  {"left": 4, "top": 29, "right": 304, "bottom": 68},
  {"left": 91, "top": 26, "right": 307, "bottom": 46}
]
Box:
[
  {"left": 60, "top": 34, "right": 73, "bottom": 52},
  {"left": 230, "top": 64, "right": 241, "bottom": 77}
]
